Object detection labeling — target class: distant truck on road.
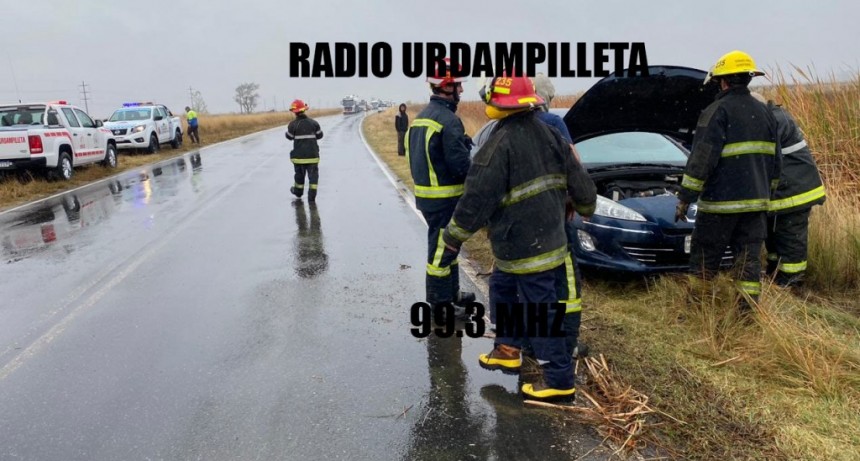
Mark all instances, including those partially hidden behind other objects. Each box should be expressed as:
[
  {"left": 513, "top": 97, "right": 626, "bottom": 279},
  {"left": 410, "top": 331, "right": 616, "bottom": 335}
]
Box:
[
  {"left": 0, "top": 100, "right": 117, "bottom": 181},
  {"left": 104, "top": 102, "right": 182, "bottom": 154},
  {"left": 342, "top": 95, "right": 360, "bottom": 115}
]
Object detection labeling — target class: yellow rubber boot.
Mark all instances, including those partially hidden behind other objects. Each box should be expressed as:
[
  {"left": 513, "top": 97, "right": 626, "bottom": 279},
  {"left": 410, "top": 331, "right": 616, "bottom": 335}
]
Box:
[
  {"left": 478, "top": 344, "right": 522, "bottom": 374},
  {"left": 522, "top": 380, "right": 576, "bottom": 403}
]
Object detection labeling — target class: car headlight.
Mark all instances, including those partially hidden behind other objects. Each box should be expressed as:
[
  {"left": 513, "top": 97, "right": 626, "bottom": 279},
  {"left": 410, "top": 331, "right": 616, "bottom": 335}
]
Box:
[
  {"left": 131, "top": 125, "right": 146, "bottom": 133},
  {"left": 592, "top": 195, "right": 647, "bottom": 221}
]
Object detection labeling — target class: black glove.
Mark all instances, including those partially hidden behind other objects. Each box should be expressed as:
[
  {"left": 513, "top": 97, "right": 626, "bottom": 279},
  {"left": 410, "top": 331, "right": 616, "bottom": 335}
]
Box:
[
  {"left": 440, "top": 243, "right": 460, "bottom": 268},
  {"left": 675, "top": 200, "right": 689, "bottom": 223}
]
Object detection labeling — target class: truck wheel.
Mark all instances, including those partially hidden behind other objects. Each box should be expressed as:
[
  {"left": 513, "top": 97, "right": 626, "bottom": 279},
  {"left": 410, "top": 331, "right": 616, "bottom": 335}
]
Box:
[
  {"left": 49, "top": 152, "right": 74, "bottom": 181},
  {"left": 101, "top": 144, "right": 118, "bottom": 168},
  {"left": 147, "top": 133, "right": 159, "bottom": 154},
  {"left": 170, "top": 130, "right": 182, "bottom": 149}
]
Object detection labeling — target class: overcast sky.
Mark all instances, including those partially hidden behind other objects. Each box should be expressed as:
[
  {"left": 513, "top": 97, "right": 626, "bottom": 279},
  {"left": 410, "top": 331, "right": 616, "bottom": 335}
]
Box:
[{"left": 1, "top": 0, "right": 857, "bottom": 118}]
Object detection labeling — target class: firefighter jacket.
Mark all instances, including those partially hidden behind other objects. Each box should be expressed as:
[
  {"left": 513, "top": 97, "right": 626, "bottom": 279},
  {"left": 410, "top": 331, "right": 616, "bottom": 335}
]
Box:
[
  {"left": 407, "top": 96, "right": 472, "bottom": 213},
  {"left": 286, "top": 114, "right": 323, "bottom": 164},
  {"left": 442, "top": 111, "right": 597, "bottom": 275},
  {"left": 768, "top": 103, "right": 826, "bottom": 214},
  {"left": 679, "top": 87, "right": 781, "bottom": 214}
]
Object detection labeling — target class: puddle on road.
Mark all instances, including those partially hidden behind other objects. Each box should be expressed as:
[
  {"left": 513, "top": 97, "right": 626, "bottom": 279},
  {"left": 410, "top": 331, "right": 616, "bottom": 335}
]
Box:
[{"left": 0, "top": 152, "right": 204, "bottom": 263}]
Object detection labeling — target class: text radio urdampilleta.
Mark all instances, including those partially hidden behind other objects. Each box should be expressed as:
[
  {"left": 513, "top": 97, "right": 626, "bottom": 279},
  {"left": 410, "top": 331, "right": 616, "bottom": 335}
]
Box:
[
  {"left": 289, "top": 42, "right": 649, "bottom": 78},
  {"left": 410, "top": 301, "right": 566, "bottom": 339}
]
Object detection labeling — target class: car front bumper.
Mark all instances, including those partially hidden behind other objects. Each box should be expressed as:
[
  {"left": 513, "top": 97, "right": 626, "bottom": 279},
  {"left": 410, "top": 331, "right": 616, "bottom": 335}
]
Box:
[{"left": 569, "top": 216, "right": 731, "bottom": 273}]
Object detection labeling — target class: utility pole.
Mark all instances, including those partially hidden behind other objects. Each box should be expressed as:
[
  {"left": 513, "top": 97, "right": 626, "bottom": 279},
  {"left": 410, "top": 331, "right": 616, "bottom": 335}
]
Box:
[
  {"left": 79, "top": 81, "right": 90, "bottom": 113},
  {"left": 188, "top": 86, "right": 194, "bottom": 108}
]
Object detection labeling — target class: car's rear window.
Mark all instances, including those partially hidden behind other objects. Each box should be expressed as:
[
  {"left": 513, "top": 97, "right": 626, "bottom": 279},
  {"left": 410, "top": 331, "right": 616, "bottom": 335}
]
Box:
[
  {"left": 0, "top": 105, "right": 47, "bottom": 126},
  {"left": 575, "top": 132, "right": 687, "bottom": 165}
]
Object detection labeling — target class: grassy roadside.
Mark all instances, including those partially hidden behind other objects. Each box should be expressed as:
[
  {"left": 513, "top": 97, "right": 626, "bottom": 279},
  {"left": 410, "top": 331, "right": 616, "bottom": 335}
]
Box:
[
  {"left": 362, "top": 80, "right": 860, "bottom": 459},
  {"left": 0, "top": 109, "right": 340, "bottom": 211}
]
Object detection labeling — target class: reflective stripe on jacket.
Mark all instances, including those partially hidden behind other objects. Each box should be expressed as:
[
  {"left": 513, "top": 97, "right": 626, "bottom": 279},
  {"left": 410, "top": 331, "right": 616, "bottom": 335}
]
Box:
[
  {"left": 286, "top": 114, "right": 323, "bottom": 164},
  {"left": 406, "top": 97, "right": 471, "bottom": 213},
  {"left": 768, "top": 103, "right": 826, "bottom": 214},
  {"left": 679, "top": 87, "right": 781, "bottom": 214},
  {"left": 442, "top": 111, "right": 596, "bottom": 274}
]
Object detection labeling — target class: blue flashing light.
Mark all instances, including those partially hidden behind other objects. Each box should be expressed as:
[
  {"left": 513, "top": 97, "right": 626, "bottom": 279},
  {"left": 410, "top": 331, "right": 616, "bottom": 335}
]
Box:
[{"left": 122, "top": 102, "right": 154, "bottom": 107}]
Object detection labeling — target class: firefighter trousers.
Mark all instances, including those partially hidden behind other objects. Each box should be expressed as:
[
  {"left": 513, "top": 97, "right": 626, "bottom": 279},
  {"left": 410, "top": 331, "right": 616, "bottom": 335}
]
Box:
[
  {"left": 292, "top": 164, "right": 319, "bottom": 199},
  {"left": 422, "top": 207, "right": 461, "bottom": 305},
  {"left": 766, "top": 208, "right": 811, "bottom": 285},
  {"left": 562, "top": 222, "right": 584, "bottom": 353},
  {"left": 689, "top": 211, "right": 766, "bottom": 299},
  {"left": 489, "top": 264, "right": 574, "bottom": 390}
]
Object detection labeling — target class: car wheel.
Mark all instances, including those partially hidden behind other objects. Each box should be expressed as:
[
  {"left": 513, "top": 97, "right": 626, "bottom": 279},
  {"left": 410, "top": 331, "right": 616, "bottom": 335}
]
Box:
[
  {"left": 147, "top": 133, "right": 159, "bottom": 154},
  {"left": 49, "top": 152, "right": 73, "bottom": 181},
  {"left": 170, "top": 130, "right": 182, "bottom": 149},
  {"left": 101, "top": 144, "right": 118, "bottom": 168}
]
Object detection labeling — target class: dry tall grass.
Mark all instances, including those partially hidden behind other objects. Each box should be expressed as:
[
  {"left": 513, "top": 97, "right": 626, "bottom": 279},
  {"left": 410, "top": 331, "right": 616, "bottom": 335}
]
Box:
[
  {"left": 636, "top": 275, "right": 860, "bottom": 460},
  {"left": 757, "top": 69, "right": 860, "bottom": 295},
  {"left": 0, "top": 109, "right": 339, "bottom": 210},
  {"left": 764, "top": 68, "right": 860, "bottom": 193}
]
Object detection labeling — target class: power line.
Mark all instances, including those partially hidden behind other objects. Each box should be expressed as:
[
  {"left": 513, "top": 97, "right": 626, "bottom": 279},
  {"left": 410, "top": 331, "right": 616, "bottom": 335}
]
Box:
[{"left": 79, "top": 81, "right": 90, "bottom": 113}]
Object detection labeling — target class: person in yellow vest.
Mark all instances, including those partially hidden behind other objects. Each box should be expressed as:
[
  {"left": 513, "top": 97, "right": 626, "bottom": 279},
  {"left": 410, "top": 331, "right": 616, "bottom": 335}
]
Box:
[{"left": 185, "top": 106, "right": 199, "bottom": 144}]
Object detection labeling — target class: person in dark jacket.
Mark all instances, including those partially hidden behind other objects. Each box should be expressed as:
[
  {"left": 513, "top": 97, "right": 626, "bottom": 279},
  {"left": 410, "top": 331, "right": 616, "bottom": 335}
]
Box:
[
  {"left": 395, "top": 103, "right": 408, "bottom": 156},
  {"left": 407, "top": 58, "right": 475, "bottom": 316},
  {"left": 676, "top": 50, "right": 781, "bottom": 307},
  {"left": 286, "top": 99, "right": 324, "bottom": 202},
  {"left": 750, "top": 92, "right": 826, "bottom": 288},
  {"left": 441, "top": 74, "right": 597, "bottom": 402}
]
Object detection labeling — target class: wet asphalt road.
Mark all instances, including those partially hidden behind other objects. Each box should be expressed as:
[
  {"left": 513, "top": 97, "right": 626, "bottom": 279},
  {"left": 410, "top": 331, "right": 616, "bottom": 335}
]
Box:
[{"left": 0, "top": 114, "right": 607, "bottom": 460}]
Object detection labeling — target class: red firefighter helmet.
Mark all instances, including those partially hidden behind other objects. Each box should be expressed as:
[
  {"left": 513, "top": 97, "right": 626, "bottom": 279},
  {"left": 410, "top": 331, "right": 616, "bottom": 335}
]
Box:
[
  {"left": 290, "top": 99, "right": 309, "bottom": 114},
  {"left": 427, "top": 57, "right": 468, "bottom": 86},
  {"left": 478, "top": 73, "right": 544, "bottom": 110}
]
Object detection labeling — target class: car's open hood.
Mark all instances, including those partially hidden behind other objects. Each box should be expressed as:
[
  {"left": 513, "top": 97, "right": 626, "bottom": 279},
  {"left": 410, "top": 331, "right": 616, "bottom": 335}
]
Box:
[{"left": 562, "top": 65, "right": 719, "bottom": 144}]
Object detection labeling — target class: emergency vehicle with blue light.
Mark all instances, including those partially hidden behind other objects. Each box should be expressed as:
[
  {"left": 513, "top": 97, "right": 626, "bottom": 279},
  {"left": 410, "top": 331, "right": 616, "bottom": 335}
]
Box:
[
  {"left": 0, "top": 101, "right": 117, "bottom": 181},
  {"left": 104, "top": 102, "right": 182, "bottom": 153}
]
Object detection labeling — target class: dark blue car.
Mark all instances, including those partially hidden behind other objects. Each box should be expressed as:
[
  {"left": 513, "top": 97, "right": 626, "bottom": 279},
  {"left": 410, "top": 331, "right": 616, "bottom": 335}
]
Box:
[{"left": 473, "top": 66, "right": 731, "bottom": 273}]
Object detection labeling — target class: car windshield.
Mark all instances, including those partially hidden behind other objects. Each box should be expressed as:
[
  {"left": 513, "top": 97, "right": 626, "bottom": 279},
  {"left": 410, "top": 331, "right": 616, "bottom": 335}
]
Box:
[
  {"left": 575, "top": 132, "right": 688, "bottom": 167},
  {"left": 109, "top": 109, "right": 151, "bottom": 122},
  {"left": 0, "top": 105, "right": 46, "bottom": 126}
]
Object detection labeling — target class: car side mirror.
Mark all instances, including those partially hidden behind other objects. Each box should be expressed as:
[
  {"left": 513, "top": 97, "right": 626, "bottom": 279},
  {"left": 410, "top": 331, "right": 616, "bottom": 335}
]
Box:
[
  {"left": 154, "top": 115, "right": 163, "bottom": 121},
  {"left": 95, "top": 119, "right": 103, "bottom": 127}
]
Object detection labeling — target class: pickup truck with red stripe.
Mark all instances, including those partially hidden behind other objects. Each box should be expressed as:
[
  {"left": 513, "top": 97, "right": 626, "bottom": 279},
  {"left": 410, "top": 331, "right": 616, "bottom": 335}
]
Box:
[{"left": 0, "top": 101, "right": 117, "bottom": 180}]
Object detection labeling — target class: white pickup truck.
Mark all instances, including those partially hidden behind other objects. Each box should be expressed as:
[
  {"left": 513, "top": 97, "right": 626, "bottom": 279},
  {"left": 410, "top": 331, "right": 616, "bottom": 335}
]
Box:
[
  {"left": 0, "top": 101, "right": 118, "bottom": 180},
  {"left": 104, "top": 103, "right": 182, "bottom": 153}
]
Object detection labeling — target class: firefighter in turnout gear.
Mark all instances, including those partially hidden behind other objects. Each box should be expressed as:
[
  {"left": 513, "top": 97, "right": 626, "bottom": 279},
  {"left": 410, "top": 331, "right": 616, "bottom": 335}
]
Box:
[
  {"left": 441, "top": 73, "right": 597, "bottom": 402},
  {"left": 677, "top": 50, "right": 781, "bottom": 306},
  {"left": 286, "top": 99, "right": 324, "bottom": 202},
  {"left": 407, "top": 58, "right": 475, "bottom": 315},
  {"left": 750, "top": 92, "right": 826, "bottom": 288}
]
